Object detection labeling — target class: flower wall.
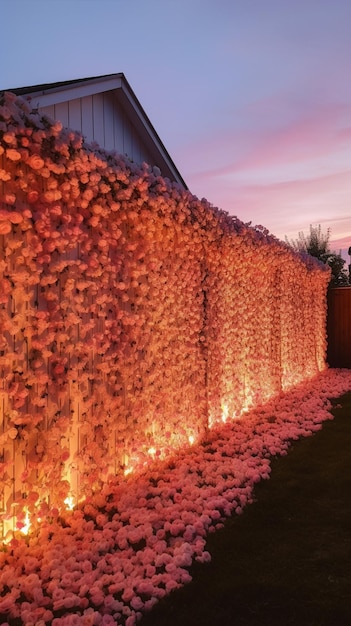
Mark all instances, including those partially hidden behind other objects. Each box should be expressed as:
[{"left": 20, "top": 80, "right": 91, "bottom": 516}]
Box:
[{"left": 0, "top": 92, "right": 330, "bottom": 540}]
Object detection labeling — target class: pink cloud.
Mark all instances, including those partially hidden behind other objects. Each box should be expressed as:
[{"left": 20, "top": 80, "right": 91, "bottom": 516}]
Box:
[
  {"left": 180, "top": 98, "right": 351, "bottom": 248},
  {"left": 188, "top": 168, "right": 351, "bottom": 246},
  {"left": 233, "top": 110, "right": 350, "bottom": 174},
  {"left": 183, "top": 101, "right": 351, "bottom": 184},
  {"left": 329, "top": 235, "right": 351, "bottom": 255}
]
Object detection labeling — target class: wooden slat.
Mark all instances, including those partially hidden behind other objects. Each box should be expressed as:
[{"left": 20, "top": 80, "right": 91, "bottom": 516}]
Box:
[
  {"left": 327, "top": 287, "right": 351, "bottom": 367},
  {"left": 68, "top": 99, "right": 82, "bottom": 134},
  {"left": 54, "top": 102, "right": 69, "bottom": 128},
  {"left": 39, "top": 105, "right": 55, "bottom": 121},
  {"left": 113, "top": 99, "right": 124, "bottom": 154},
  {"left": 81, "top": 95, "right": 94, "bottom": 142},
  {"left": 103, "top": 93, "right": 115, "bottom": 151},
  {"left": 92, "top": 94, "right": 105, "bottom": 146},
  {"left": 123, "top": 115, "right": 133, "bottom": 160}
]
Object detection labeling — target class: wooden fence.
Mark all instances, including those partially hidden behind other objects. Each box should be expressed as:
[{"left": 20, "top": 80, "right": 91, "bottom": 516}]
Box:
[
  {"left": 327, "top": 287, "right": 351, "bottom": 368},
  {"left": 0, "top": 90, "right": 331, "bottom": 540}
]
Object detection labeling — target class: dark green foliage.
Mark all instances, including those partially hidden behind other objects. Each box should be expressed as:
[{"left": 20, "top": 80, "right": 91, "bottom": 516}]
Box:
[
  {"left": 323, "top": 252, "right": 349, "bottom": 286},
  {"left": 286, "top": 225, "right": 349, "bottom": 286},
  {"left": 287, "top": 224, "right": 331, "bottom": 258}
]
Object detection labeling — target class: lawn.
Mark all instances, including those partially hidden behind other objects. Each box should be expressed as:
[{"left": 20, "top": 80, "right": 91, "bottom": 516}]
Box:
[{"left": 140, "top": 392, "right": 351, "bottom": 626}]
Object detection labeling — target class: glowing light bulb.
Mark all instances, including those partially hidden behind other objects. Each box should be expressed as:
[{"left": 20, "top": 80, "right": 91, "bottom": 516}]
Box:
[
  {"left": 20, "top": 509, "right": 31, "bottom": 536},
  {"left": 221, "top": 404, "right": 229, "bottom": 423},
  {"left": 64, "top": 496, "right": 75, "bottom": 511},
  {"left": 188, "top": 435, "right": 195, "bottom": 445}
]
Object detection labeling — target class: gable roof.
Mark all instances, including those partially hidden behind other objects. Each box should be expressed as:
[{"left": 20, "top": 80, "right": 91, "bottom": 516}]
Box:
[{"left": 4, "top": 73, "right": 187, "bottom": 189}]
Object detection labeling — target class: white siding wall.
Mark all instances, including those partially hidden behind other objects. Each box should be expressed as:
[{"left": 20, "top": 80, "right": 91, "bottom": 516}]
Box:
[{"left": 40, "top": 91, "right": 154, "bottom": 165}]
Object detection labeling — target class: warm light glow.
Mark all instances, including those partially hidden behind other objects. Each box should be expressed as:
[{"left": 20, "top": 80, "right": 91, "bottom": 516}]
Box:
[
  {"left": 64, "top": 496, "right": 75, "bottom": 511},
  {"left": 0, "top": 90, "right": 330, "bottom": 540},
  {"left": 20, "top": 509, "right": 31, "bottom": 536},
  {"left": 2, "top": 531, "right": 13, "bottom": 545},
  {"left": 208, "top": 414, "right": 215, "bottom": 430},
  {"left": 148, "top": 447, "right": 157, "bottom": 458},
  {"left": 221, "top": 404, "right": 229, "bottom": 423}
]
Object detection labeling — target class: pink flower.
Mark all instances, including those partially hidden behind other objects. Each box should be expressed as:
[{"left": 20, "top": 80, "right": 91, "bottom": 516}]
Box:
[
  {"left": 130, "top": 595, "right": 144, "bottom": 610},
  {"left": 0, "top": 221, "right": 11, "bottom": 234},
  {"left": 6, "top": 148, "right": 21, "bottom": 161},
  {"left": 26, "top": 154, "right": 45, "bottom": 170},
  {"left": 0, "top": 168, "right": 11, "bottom": 181}
]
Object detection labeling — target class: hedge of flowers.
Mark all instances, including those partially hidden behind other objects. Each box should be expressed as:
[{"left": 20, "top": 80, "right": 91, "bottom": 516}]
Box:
[
  {"left": 0, "top": 91, "right": 330, "bottom": 540},
  {"left": 0, "top": 368, "right": 351, "bottom": 626}
]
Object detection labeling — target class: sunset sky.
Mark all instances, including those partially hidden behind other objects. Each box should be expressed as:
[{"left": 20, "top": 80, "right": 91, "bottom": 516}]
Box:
[{"left": 2, "top": 0, "right": 350, "bottom": 256}]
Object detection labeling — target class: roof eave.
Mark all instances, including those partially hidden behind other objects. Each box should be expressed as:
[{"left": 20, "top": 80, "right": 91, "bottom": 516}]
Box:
[{"left": 3, "top": 73, "right": 188, "bottom": 189}]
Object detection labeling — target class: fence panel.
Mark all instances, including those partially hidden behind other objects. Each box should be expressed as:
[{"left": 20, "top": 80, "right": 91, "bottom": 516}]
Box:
[
  {"left": 327, "top": 287, "right": 351, "bottom": 368},
  {"left": 0, "top": 90, "right": 331, "bottom": 540}
]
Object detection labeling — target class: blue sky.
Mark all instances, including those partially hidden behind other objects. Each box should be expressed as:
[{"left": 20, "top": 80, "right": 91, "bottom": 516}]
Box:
[{"left": 2, "top": 0, "right": 351, "bottom": 255}]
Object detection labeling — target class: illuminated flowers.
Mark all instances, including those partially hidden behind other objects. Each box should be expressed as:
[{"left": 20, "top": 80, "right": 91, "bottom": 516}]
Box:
[
  {"left": 26, "top": 153, "right": 45, "bottom": 170},
  {"left": 0, "top": 369, "right": 350, "bottom": 625},
  {"left": 0, "top": 89, "right": 331, "bottom": 571}
]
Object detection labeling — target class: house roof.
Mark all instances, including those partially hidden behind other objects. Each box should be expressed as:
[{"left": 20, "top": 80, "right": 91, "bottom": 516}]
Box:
[{"left": 3, "top": 73, "right": 187, "bottom": 189}]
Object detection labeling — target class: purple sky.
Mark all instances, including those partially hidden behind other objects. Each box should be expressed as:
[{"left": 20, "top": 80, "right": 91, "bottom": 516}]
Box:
[{"left": 2, "top": 0, "right": 351, "bottom": 256}]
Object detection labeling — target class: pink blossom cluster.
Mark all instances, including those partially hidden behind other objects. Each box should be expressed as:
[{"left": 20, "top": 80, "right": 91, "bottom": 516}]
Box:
[
  {"left": 0, "top": 91, "right": 330, "bottom": 536},
  {"left": 0, "top": 368, "right": 350, "bottom": 625}
]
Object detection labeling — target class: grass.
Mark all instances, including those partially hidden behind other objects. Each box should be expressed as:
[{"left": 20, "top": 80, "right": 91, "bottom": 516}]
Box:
[{"left": 140, "top": 393, "right": 351, "bottom": 626}]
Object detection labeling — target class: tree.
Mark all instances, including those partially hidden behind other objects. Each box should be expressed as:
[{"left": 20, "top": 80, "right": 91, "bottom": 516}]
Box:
[
  {"left": 323, "top": 253, "right": 349, "bottom": 287},
  {"left": 286, "top": 225, "right": 349, "bottom": 287}
]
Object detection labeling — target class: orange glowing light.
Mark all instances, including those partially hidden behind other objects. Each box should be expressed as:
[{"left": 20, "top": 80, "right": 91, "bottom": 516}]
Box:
[
  {"left": 64, "top": 496, "right": 75, "bottom": 511},
  {"left": 0, "top": 89, "right": 330, "bottom": 542},
  {"left": 221, "top": 404, "right": 229, "bottom": 423},
  {"left": 20, "top": 509, "right": 31, "bottom": 536}
]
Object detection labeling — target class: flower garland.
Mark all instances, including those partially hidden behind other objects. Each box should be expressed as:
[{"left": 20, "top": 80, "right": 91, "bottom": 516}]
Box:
[
  {"left": 0, "top": 91, "right": 330, "bottom": 539},
  {"left": 0, "top": 368, "right": 350, "bottom": 625}
]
